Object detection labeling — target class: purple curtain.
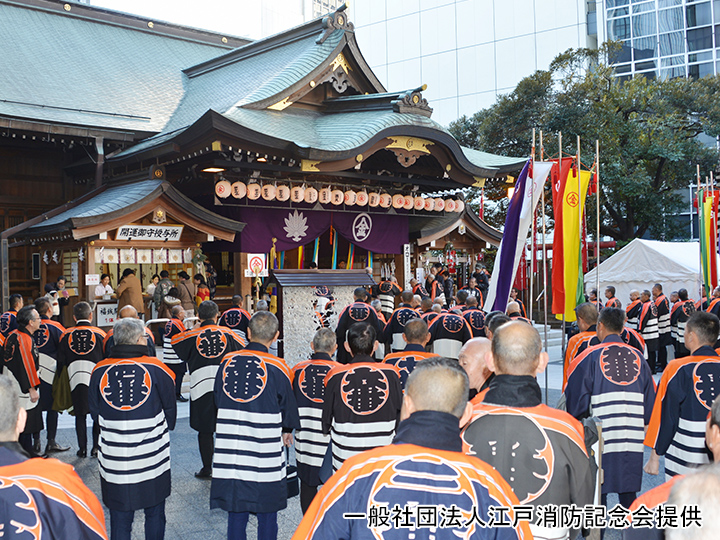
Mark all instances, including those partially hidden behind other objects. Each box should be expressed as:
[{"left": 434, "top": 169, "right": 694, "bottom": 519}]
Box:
[{"left": 210, "top": 205, "right": 408, "bottom": 254}]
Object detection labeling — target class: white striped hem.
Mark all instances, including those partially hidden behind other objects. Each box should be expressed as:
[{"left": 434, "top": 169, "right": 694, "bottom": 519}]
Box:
[
  {"left": 101, "top": 435, "right": 169, "bottom": 458},
  {"left": 591, "top": 403, "right": 645, "bottom": 418},
  {"left": 678, "top": 418, "right": 708, "bottom": 432},
  {"left": 296, "top": 430, "right": 329, "bottom": 445},
  {"left": 212, "top": 467, "right": 285, "bottom": 482},
  {"left": 100, "top": 460, "right": 170, "bottom": 485},
  {"left": 215, "top": 437, "right": 282, "bottom": 453},
  {"left": 332, "top": 419, "right": 396, "bottom": 434},
  {"left": 100, "top": 411, "right": 166, "bottom": 431},
  {"left": 100, "top": 447, "right": 170, "bottom": 472},
  {"left": 298, "top": 407, "right": 323, "bottom": 419},
  {"left": 604, "top": 441, "right": 645, "bottom": 454},
  {"left": 38, "top": 353, "right": 56, "bottom": 386},
  {"left": 217, "top": 409, "right": 282, "bottom": 423},
  {"left": 431, "top": 339, "right": 462, "bottom": 359},
  {"left": 68, "top": 360, "right": 95, "bottom": 390},
  {"left": 189, "top": 365, "right": 218, "bottom": 400}
]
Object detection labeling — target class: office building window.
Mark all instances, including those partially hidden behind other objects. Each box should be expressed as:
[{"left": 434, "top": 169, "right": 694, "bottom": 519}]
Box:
[
  {"left": 633, "top": 12, "right": 658, "bottom": 35},
  {"left": 659, "top": 6, "right": 684, "bottom": 30},
  {"left": 687, "top": 2, "right": 712, "bottom": 26},
  {"left": 609, "top": 17, "right": 632, "bottom": 38},
  {"left": 660, "top": 31, "right": 686, "bottom": 53},
  {"left": 687, "top": 26, "right": 713, "bottom": 50}
]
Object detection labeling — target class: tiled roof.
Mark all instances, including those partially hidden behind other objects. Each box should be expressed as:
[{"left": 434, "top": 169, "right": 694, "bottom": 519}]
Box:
[
  {"left": 30, "top": 180, "right": 165, "bottom": 227},
  {"left": 0, "top": 0, "right": 244, "bottom": 134}
]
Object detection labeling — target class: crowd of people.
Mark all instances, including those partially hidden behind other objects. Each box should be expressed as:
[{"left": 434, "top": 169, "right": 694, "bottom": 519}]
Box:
[{"left": 1, "top": 270, "right": 720, "bottom": 540}]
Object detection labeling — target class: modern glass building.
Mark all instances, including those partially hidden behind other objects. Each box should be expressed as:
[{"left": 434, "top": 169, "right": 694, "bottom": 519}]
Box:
[{"left": 604, "top": 0, "right": 720, "bottom": 80}]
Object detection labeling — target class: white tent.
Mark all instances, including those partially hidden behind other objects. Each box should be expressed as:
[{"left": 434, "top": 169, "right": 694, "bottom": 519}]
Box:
[{"left": 584, "top": 239, "right": 714, "bottom": 306}]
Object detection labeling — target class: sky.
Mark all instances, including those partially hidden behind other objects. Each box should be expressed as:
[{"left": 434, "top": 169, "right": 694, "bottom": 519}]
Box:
[{"left": 90, "top": 0, "right": 309, "bottom": 40}]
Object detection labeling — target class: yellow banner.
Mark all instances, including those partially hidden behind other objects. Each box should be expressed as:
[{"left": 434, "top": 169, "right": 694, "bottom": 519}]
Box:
[{"left": 560, "top": 169, "right": 592, "bottom": 322}]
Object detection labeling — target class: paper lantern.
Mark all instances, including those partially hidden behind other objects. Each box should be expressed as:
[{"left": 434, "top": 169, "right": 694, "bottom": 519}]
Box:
[
  {"left": 290, "top": 185, "right": 305, "bottom": 203},
  {"left": 403, "top": 196, "right": 414, "bottom": 210},
  {"left": 455, "top": 199, "right": 465, "bottom": 213},
  {"left": 379, "top": 193, "right": 392, "bottom": 208},
  {"left": 414, "top": 196, "right": 425, "bottom": 211},
  {"left": 261, "top": 184, "right": 276, "bottom": 201},
  {"left": 356, "top": 190, "right": 369, "bottom": 206},
  {"left": 319, "top": 187, "right": 332, "bottom": 204},
  {"left": 231, "top": 181, "right": 246, "bottom": 199},
  {"left": 434, "top": 198, "right": 445, "bottom": 211},
  {"left": 368, "top": 192, "right": 380, "bottom": 207},
  {"left": 247, "top": 183, "right": 261, "bottom": 200},
  {"left": 392, "top": 194, "right": 405, "bottom": 209},
  {"left": 215, "top": 180, "right": 231, "bottom": 198},
  {"left": 445, "top": 199, "right": 455, "bottom": 212},
  {"left": 344, "top": 190, "right": 357, "bottom": 206},
  {"left": 424, "top": 198, "right": 435, "bottom": 211},
  {"left": 304, "top": 187, "right": 318, "bottom": 204},
  {"left": 276, "top": 184, "right": 290, "bottom": 201},
  {"left": 331, "top": 189, "right": 344, "bottom": 205}
]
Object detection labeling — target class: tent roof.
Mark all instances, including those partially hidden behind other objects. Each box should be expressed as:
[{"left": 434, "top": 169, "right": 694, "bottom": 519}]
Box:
[{"left": 585, "top": 239, "right": 701, "bottom": 285}]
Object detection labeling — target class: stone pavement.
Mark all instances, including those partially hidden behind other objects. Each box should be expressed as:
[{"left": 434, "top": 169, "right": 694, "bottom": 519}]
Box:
[{"left": 42, "top": 341, "right": 665, "bottom": 540}]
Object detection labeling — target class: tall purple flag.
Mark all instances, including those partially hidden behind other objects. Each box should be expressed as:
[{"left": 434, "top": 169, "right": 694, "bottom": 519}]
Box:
[{"left": 485, "top": 160, "right": 552, "bottom": 313}]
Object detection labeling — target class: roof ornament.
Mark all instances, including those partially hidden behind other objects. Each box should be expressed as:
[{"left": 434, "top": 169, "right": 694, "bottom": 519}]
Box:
[
  {"left": 316, "top": 3, "right": 354, "bottom": 45},
  {"left": 392, "top": 85, "right": 433, "bottom": 118}
]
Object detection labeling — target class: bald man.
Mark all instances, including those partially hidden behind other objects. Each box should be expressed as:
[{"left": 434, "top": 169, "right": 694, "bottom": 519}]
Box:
[
  {"left": 295, "top": 357, "right": 530, "bottom": 540},
  {"left": 103, "top": 305, "right": 156, "bottom": 359},
  {"left": 626, "top": 289, "right": 642, "bottom": 330},
  {"left": 462, "top": 322, "right": 594, "bottom": 540},
  {"left": 457, "top": 337, "right": 493, "bottom": 404}
]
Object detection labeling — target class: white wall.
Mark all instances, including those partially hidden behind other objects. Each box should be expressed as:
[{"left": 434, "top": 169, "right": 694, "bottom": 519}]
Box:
[{"left": 348, "top": 0, "right": 595, "bottom": 126}]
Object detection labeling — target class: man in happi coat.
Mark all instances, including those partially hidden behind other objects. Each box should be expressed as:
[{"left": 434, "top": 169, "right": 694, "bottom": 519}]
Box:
[
  {"left": 565, "top": 308, "right": 655, "bottom": 512},
  {"left": 3, "top": 305, "right": 43, "bottom": 455},
  {"left": 645, "top": 311, "right": 720, "bottom": 479},
  {"left": 162, "top": 305, "right": 189, "bottom": 401},
  {"left": 292, "top": 328, "right": 339, "bottom": 514},
  {"left": 380, "top": 290, "right": 419, "bottom": 353},
  {"left": 0, "top": 374, "right": 108, "bottom": 540},
  {"left": 211, "top": 311, "right": 299, "bottom": 540},
  {"left": 172, "top": 300, "right": 244, "bottom": 478},
  {"left": 0, "top": 293, "right": 23, "bottom": 338},
  {"left": 334, "top": 287, "right": 384, "bottom": 364},
  {"left": 32, "top": 296, "right": 70, "bottom": 455},
  {"left": 56, "top": 301, "right": 106, "bottom": 458},
  {"left": 89, "top": 318, "right": 176, "bottom": 540}
]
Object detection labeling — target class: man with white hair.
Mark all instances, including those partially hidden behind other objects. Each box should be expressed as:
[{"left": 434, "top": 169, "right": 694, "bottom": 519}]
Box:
[
  {"left": 0, "top": 374, "right": 108, "bottom": 539},
  {"left": 89, "top": 318, "right": 176, "bottom": 540},
  {"left": 457, "top": 337, "right": 493, "bottom": 403}
]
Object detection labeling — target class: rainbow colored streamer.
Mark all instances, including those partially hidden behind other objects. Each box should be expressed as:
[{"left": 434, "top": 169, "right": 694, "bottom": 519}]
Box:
[
  {"left": 313, "top": 237, "right": 320, "bottom": 264},
  {"left": 331, "top": 233, "right": 338, "bottom": 269},
  {"left": 347, "top": 243, "right": 354, "bottom": 269},
  {"left": 279, "top": 251, "right": 285, "bottom": 269}
]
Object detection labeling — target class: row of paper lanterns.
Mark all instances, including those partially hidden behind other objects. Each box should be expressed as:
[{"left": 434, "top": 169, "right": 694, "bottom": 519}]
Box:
[{"left": 215, "top": 180, "right": 465, "bottom": 213}]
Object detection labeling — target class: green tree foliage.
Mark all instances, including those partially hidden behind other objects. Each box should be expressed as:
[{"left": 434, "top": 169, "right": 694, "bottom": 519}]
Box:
[{"left": 449, "top": 44, "right": 720, "bottom": 241}]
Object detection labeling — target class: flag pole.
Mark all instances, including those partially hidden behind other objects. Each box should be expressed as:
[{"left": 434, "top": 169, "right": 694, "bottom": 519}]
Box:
[
  {"left": 698, "top": 165, "right": 703, "bottom": 300},
  {"left": 530, "top": 128, "right": 536, "bottom": 323},
  {"left": 541, "top": 130, "right": 549, "bottom": 404},
  {"left": 560, "top": 131, "right": 566, "bottom": 360},
  {"left": 577, "top": 135, "right": 583, "bottom": 311},
  {"left": 595, "top": 139, "right": 601, "bottom": 311}
]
